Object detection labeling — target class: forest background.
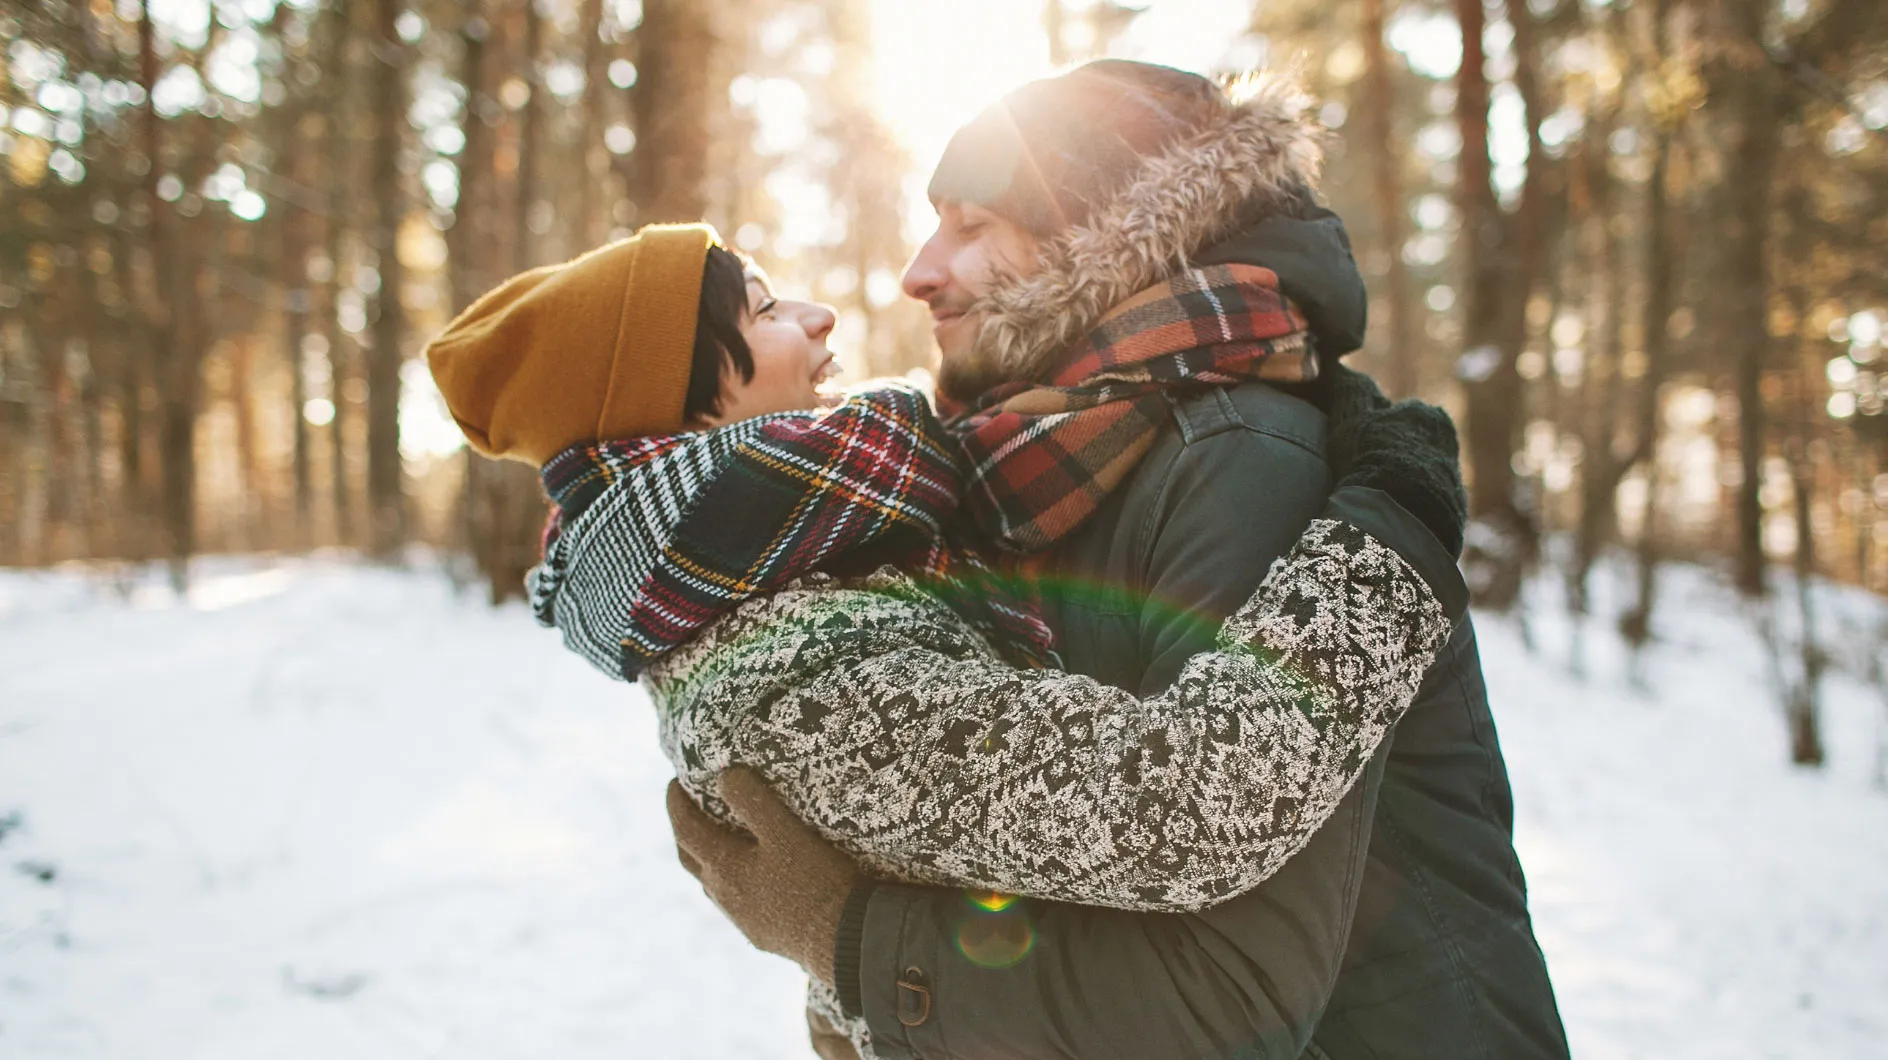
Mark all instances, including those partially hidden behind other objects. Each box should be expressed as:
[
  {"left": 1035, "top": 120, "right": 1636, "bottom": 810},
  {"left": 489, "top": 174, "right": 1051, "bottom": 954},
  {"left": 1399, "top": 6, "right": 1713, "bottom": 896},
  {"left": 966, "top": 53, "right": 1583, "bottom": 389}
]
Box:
[{"left": 3, "top": 0, "right": 1887, "bottom": 767}]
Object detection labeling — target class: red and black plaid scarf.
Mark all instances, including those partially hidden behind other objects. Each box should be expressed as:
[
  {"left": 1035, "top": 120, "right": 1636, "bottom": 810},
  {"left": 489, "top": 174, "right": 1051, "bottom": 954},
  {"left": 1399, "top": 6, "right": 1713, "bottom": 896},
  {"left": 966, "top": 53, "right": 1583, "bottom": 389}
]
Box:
[
  {"left": 950, "top": 263, "right": 1316, "bottom": 554},
  {"left": 536, "top": 385, "right": 1056, "bottom": 677}
]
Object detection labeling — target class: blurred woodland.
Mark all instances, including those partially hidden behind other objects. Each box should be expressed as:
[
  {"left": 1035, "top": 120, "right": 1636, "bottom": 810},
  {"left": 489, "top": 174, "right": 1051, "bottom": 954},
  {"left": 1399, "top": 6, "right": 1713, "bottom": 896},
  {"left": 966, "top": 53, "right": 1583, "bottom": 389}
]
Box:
[{"left": 2, "top": 1, "right": 1886, "bottom": 760}]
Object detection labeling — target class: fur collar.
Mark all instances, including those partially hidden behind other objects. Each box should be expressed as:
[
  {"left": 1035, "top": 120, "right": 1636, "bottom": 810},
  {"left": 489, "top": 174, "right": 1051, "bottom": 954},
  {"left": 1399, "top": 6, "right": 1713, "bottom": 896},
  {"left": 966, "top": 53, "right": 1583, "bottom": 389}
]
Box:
[{"left": 970, "top": 72, "right": 1325, "bottom": 384}]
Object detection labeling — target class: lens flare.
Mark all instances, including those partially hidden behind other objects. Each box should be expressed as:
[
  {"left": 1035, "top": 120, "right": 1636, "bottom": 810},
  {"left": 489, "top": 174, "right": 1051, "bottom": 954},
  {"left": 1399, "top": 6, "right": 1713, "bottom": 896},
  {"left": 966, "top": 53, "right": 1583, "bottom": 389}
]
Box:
[
  {"left": 954, "top": 907, "right": 1035, "bottom": 969},
  {"left": 965, "top": 889, "right": 1018, "bottom": 912}
]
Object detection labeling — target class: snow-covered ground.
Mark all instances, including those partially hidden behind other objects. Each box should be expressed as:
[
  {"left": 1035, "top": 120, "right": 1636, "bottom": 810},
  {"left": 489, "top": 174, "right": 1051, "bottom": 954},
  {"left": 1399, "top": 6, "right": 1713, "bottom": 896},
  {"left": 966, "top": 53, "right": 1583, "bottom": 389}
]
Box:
[{"left": 2, "top": 554, "right": 1885, "bottom": 1059}]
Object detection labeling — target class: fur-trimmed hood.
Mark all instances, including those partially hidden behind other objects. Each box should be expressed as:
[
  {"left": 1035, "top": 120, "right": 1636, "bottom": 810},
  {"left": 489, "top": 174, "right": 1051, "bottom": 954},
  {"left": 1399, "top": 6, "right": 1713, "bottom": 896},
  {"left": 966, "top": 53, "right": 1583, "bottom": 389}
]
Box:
[{"left": 969, "top": 72, "right": 1365, "bottom": 387}]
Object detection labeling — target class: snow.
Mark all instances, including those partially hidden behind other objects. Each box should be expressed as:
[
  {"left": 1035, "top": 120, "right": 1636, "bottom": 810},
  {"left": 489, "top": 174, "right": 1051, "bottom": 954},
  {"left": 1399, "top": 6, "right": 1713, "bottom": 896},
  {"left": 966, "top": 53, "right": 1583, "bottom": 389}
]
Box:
[
  {"left": 1495, "top": 562, "right": 1888, "bottom": 1060},
  {"left": 3, "top": 554, "right": 1886, "bottom": 1058},
  {"left": 0, "top": 557, "right": 811, "bottom": 1059}
]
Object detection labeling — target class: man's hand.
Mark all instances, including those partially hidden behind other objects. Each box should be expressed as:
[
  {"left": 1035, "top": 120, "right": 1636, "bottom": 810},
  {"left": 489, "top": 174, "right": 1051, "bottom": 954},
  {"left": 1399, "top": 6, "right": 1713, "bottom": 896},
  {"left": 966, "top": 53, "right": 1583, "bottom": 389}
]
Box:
[{"left": 666, "top": 766, "right": 861, "bottom": 988}]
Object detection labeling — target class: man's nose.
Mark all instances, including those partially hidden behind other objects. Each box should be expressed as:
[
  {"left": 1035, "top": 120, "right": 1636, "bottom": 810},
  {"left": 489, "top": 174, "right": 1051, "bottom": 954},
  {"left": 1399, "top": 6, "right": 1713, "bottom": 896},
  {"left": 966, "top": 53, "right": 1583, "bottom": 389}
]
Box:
[{"left": 902, "top": 233, "right": 948, "bottom": 304}]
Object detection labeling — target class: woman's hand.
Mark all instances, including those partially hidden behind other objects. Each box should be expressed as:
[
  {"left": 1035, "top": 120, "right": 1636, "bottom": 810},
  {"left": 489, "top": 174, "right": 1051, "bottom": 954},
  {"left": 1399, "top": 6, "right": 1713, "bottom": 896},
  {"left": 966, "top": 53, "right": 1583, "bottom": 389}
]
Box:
[
  {"left": 667, "top": 766, "right": 862, "bottom": 989},
  {"left": 807, "top": 1006, "right": 862, "bottom": 1060}
]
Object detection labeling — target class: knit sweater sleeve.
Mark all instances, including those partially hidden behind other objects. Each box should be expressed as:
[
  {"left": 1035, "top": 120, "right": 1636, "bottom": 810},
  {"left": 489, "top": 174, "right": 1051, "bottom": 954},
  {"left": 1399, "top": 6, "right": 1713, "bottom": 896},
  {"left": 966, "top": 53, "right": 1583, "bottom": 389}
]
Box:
[{"left": 652, "top": 484, "right": 1463, "bottom": 914}]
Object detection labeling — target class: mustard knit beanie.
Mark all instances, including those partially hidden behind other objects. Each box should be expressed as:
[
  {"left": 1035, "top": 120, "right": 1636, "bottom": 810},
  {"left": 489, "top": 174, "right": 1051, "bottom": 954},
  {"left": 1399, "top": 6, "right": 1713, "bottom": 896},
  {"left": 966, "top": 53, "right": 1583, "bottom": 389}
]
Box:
[{"left": 426, "top": 223, "right": 718, "bottom": 466}]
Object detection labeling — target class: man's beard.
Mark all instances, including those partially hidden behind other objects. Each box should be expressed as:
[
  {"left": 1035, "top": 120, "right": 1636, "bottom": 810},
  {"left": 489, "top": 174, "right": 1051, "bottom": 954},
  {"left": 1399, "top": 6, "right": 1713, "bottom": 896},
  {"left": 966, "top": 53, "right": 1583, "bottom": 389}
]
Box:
[
  {"left": 931, "top": 298, "right": 1014, "bottom": 405},
  {"left": 936, "top": 336, "right": 1012, "bottom": 406}
]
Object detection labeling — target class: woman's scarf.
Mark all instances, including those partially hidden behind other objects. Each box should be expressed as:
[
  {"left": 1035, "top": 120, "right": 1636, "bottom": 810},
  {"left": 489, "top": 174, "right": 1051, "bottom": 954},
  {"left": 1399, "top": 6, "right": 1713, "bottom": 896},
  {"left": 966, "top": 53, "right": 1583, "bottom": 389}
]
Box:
[
  {"left": 531, "top": 384, "right": 1055, "bottom": 678},
  {"left": 951, "top": 263, "right": 1317, "bottom": 553}
]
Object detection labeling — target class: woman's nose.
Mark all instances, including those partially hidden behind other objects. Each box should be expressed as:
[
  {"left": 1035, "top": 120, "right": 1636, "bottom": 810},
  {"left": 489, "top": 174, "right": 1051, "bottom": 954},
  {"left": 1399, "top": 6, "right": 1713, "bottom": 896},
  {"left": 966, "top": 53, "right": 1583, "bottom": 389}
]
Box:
[{"left": 804, "top": 303, "right": 837, "bottom": 342}]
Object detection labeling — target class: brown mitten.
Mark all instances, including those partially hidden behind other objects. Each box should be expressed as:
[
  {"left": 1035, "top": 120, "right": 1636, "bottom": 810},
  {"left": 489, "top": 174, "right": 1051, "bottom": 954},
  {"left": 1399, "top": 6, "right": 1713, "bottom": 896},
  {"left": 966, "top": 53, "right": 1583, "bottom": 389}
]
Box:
[
  {"left": 807, "top": 1005, "right": 862, "bottom": 1060},
  {"left": 666, "top": 766, "right": 861, "bottom": 987}
]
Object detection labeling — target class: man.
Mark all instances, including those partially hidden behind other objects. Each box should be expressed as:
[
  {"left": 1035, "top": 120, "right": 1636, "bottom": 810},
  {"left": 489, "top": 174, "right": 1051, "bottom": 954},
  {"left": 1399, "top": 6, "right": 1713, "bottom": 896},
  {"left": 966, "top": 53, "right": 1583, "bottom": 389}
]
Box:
[{"left": 673, "top": 61, "right": 1569, "bottom": 1060}]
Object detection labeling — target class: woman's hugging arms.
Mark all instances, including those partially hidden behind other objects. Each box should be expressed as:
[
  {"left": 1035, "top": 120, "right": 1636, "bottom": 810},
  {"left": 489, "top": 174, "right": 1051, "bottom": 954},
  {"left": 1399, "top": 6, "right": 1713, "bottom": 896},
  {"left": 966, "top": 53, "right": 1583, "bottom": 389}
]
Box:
[{"left": 653, "top": 482, "right": 1463, "bottom": 912}]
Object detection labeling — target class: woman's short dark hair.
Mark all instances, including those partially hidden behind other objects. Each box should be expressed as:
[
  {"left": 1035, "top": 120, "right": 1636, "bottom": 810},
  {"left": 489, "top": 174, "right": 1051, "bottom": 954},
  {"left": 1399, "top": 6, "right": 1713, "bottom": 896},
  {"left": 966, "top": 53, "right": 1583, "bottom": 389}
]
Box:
[{"left": 683, "top": 244, "right": 756, "bottom": 422}]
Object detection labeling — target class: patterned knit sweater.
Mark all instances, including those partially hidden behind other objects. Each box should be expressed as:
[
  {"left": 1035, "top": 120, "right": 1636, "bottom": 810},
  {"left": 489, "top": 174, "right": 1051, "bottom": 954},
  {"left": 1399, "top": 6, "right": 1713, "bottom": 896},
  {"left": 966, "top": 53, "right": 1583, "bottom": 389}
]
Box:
[{"left": 531, "top": 388, "right": 1458, "bottom": 913}]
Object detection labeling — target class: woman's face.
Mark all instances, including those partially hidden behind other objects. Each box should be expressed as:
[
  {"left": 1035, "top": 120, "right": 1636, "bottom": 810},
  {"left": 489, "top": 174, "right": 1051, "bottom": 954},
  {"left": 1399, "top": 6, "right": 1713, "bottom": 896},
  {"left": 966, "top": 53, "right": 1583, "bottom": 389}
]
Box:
[{"left": 698, "top": 271, "right": 839, "bottom": 426}]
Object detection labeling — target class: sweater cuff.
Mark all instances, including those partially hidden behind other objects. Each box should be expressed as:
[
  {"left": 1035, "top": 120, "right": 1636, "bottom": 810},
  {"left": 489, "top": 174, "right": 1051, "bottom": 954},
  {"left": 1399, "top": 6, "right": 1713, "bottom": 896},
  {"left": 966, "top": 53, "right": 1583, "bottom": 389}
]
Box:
[
  {"left": 833, "top": 882, "right": 874, "bottom": 1020},
  {"left": 1322, "top": 484, "right": 1471, "bottom": 622}
]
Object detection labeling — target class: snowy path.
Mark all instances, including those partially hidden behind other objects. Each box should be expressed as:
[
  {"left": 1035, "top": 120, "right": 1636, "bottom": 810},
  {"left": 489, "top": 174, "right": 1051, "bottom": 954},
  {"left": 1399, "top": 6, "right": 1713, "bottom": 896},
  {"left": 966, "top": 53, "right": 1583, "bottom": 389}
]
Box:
[
  {"left": 1489, "top": 565, "right": 1888, "bottom": 1060},
  {"left": 2, "top": 557, "right": 1885, "bottom": 1059}
]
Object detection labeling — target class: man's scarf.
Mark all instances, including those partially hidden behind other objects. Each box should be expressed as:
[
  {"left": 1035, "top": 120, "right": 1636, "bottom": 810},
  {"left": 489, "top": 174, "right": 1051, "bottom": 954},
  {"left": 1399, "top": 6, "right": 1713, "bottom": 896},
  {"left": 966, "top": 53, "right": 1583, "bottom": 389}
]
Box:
[
  {"left": 531, "top": 385, "right": 1056, "bottom": 678},
  {"left": 951, "top": 264, "right": 1317, "bottom": 553}
]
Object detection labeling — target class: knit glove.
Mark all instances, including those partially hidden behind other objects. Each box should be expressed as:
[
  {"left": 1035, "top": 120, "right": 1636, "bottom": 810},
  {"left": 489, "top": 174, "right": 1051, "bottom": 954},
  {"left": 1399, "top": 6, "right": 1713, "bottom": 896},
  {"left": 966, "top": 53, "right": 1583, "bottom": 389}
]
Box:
[
  {"left": 1323, "top": 364, "right": 1470, "bottom": 559},
  {"left": 667, "top": 766, "right": 861, "bottom": 989}
]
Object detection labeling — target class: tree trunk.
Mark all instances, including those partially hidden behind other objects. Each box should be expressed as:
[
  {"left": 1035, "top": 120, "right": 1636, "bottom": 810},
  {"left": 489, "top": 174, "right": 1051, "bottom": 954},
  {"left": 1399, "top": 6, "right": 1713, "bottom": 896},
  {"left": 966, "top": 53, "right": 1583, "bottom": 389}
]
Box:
[
  {"left": 452, "top": 8, "right": 494, "bottom": 306},
  {"left": 630, "top": 0, "right": 715, "bottom": 223},
  {"left": 1622, "top": 0, "right": 1681, "bottom": 656},
  {"left": 285, "top": 277, "right": 312, "bottom": 527},
  {"left": 1568, "top": 108, "right": 1624, "bottom": 637},
  {"left": 282, "top": 119, "right": 315, "bottom": 528},
  {"left": 1360, "top": 0, "right": 1415, "bottom": 397},
  {"left": 141, "top": 0, "right": 201, "bottom": 588},
  {"left": 1787, "top": 419, "right": 1826, "bottom": 765},
  {"left": 575, "top": 0, "right": 608, "bottom": 249},
  {"left": 515, "top": 0, "right": 545, "bottom": 270},
  {"left": 322, "top": 0, "right": 356, "bottom": 546},
  {"left": 454, "top": 1, "right": 547, "bottom": 606},
  {"left": 365, "top": 0, "right": 409, "bottom": 556},
  {"left": 1621, "top": 151, "right": 1671, "bottom": 654},
  {"left": 1496, "top": 0, "right": 1550, "bottom": 397},
  {"left": 1853, "top": 448, "right": 1873, "bottom": 586},
  {"left": 231, "top": 332, "right": 261, "bottom": 548},
  {"left": 110, "top": 224, "right": 153, "bottom": 562},
  {"left": 1455, "top": 0, "right": 1535, "bottom": 609},
  {"left": 464, "top": 456, "right": 549, "bottom": 605},
  {"left": 1455, "top": 0, "right": 1507, "bottom": 513},
  {"left": 326, "top": 260, "right": 355, "bottom": 545},
  {"left": 1722, "top": 0, "right": 1777, "bottom": 597}
]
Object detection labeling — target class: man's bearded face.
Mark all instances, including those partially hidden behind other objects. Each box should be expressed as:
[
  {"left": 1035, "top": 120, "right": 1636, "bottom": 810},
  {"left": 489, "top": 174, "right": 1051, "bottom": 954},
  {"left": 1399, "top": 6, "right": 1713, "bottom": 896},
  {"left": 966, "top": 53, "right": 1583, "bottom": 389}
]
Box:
[{"left": 901, "top": 201, "right": 1042, "bottom": 404}]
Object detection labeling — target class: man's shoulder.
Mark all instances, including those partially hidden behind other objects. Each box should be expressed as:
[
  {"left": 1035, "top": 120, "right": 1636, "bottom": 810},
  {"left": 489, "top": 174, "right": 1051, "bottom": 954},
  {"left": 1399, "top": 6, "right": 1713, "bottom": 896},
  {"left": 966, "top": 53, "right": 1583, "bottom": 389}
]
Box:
[
  {"left": 1157, "top": 381, "right": 1328, "bottom": 462},
  {"left": 1099, "top": 380, "right": 1331, "bottom": 557},
  {"left": 1047, "top": 380, "right": 1333, "bottom": 585}
]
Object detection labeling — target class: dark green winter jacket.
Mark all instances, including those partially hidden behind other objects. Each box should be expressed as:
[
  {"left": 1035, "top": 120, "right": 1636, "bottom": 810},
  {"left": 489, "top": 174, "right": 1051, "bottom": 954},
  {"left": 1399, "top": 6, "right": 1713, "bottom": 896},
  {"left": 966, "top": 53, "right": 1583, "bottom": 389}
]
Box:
[
  {"left": 838, "top": 376, "right": 1566, "bottom": 1060},
  {"left": 834, "top": 73, "right": 1568, "bottom": 1060}
]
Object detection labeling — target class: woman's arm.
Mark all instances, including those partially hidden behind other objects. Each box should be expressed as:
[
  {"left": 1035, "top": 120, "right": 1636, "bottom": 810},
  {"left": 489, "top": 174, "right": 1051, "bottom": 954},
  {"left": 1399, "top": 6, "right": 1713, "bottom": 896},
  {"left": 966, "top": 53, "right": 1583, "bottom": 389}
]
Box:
[{"left": 659, "top": 482, "right": 1463, "bottom": 913}]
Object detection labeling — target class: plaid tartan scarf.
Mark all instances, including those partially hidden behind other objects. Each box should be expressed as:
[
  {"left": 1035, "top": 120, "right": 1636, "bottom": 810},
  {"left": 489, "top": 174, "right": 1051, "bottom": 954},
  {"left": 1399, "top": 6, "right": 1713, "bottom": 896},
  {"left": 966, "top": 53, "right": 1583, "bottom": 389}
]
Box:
[
  {"left": 951, "top": 263, "right": 1317, "bottom": 554},
  {"left": 529, "top": 384, "right": 1055, "bottom": 679}
]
